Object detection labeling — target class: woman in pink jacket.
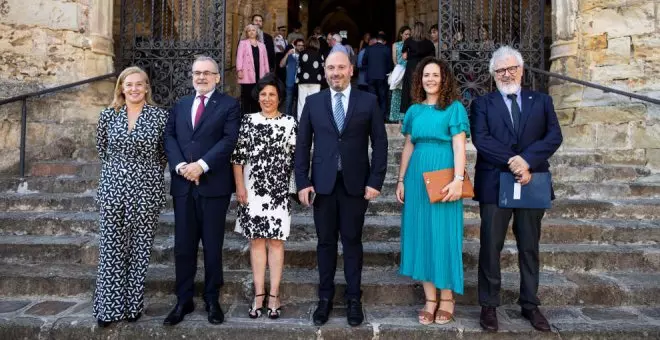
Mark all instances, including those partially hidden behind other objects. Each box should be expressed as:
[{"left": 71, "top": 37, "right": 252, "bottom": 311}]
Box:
[{"left": 237, "top": 24, "right": 270, "bottom": 114}]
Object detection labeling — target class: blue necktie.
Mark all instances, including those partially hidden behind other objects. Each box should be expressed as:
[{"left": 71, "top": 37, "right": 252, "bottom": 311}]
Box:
[
  {"left": 333, "top": 92, "right": 345, "bottom": 170},
  {"left": 507, "top": 93, "right": 521, "bottom": 133}
]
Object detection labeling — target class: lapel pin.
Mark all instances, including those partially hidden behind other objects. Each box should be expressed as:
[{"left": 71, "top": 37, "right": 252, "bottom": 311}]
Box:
[{"left": 528, "top": 96, "right": 532, "bottom": 99}]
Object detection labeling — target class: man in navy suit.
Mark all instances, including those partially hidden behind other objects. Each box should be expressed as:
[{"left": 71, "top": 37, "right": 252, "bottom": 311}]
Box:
[
  {"left": 470, "top": 46, "right": 562, "bottom": 333},
  {"left": 163, "top": 56, "right": 241, "bottom": 326},
  {"left": 362, "top": 33, "right": 393, "bottom": 117},
  {"left": 295, "top": 51, "right": 388, "bottom": 327}
]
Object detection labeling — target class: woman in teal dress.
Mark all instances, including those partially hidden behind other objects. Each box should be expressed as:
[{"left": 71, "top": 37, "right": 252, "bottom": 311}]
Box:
[
  {"left": 389, "top": 26, "right": 410, "bottom": 122},
  {"left": 395, "top": 57, "right": 469, "bottom": 325}
]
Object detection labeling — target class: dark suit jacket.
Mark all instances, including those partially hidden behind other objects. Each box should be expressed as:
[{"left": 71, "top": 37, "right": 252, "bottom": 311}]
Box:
[
  {"left": 470, "top": 90, "right": 563, "bottom": 204},
  {"left": 263, "top": 32, "right": 276, "bottom": 72},
  {"left": 295, "top": 88, "right": 388, "bottom": 196},
  {"left": 164, "top": 90, "right": 241, "bottom": 197},
  {"left": 362, "top": 43, "right": 393, "bottom": 81}
]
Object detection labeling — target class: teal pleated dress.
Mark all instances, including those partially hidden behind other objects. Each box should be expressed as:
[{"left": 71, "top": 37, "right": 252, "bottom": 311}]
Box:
[{"left": 399, "top": 101, "right": 470, "bottom": 294}]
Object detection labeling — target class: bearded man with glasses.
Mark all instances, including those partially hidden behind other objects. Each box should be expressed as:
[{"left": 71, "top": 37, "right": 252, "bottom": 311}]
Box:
[
  {"left": 163, "top": 55, "right": 241, "bottom": 326},
  {"left": 470, "top": 46, "right": 563, "bottom": 333}
]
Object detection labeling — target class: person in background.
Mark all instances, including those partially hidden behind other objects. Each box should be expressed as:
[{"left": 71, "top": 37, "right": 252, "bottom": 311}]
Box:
[
  {"left": 356, "top": 36, "right": 375, "bottom": 92},
  {"left": 252, "top": 14, "right": 276, "bottom": 72},
  {"left": 389, "top": 25, "right": 410, "bottom": 122},
  {"left": 287, "top": 22, "right": 305, "bottom": 44},
  {"left": 296, "top": 36, "right": 325, "bottom": 121},
  {"left": 93, "top": 66, "right": 168, "bottom": 328},
  {"left": 400, "top": 22, "right": 436, "bottom": 114},
  {"left": 274, "top": 25, "right": 288, "bottom": 83},
  {"left": 232, "top": 73, "right": 297, "bottom": 320},
  {"left": 429, "top": 24, "right": 439, "bottom": 55},
  {"left": 471, "top": 46, "right": 562, "bottom": 333},
  {"left": 236, "top": 24, "right": 270, "bottom": 114},
  {"left": 279, "top": 38, "right": 305, "bottom": 117},
  {"left": 358, "top": 32, "right": 371, "bottom": 52},
  {"left": 396, "top": 56, "right": 469, "bottom": 326},
  {"left": 362, "top": 33, "right": 393, "bottom": 117},
  {"left": 330, "top": 33, "right": 349, "bottom": 55}
]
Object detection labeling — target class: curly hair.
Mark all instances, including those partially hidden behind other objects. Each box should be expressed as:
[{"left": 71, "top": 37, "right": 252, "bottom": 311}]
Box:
[{"left": 410, "top": 57, "right": 460, "bottom": 110}]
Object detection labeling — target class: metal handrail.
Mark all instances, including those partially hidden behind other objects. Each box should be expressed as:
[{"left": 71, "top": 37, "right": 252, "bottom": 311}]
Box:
[
  {"left": 0, "top": 72, "right": 117, "bottom": 177},
  {"left": 527, "top": 66, "right": 660, "bottom": 106}
]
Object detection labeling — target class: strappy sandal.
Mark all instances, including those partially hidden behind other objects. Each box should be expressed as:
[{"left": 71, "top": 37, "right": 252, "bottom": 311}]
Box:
[
  {"left": 267, "top": 294, "right": 282, "bottom": 319},
  {"left": 435, "top": 298, "right": 455, "bottom": 325},
  {"left": 418, "top": 299, "right": 437, "bottom": 325},
  {"left": 249, "top": 293, "right": 265, "bottom": 319}
]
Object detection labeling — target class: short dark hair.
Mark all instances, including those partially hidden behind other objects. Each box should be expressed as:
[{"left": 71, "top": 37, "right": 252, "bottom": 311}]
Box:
[
  {"left": 429, "top": 24, "right": 438, "bottom": 32},
  {"left": 251, "top": 14, "right": 263, "bottom": 21},
  {"left": 376, "top": 33, "right": 387, "bottom": 41},
  {"left": 293, "top": 38, "right": 305, "bottom": 46},
  {"left": 252, "top": 73, "right": 285, "bottom": 102},
  {"left": 277, "top": 25, "right": 286, "bottom": 30},
  {"left": 292, "top": 21, "right": 302, "bottom": 29}
]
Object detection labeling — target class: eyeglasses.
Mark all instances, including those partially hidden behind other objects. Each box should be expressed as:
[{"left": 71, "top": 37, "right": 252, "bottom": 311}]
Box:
[
  {"left": 191, "top": 71, "right": 219, "bottom": 77},
  {"left": 296, "top": 44, "right": 304, "bottom": 48},
  {"left": 494, "top": 65, "right": 519, "bottom": 76}
]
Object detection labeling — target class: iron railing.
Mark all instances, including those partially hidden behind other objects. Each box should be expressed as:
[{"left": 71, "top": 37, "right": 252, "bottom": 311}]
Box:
[
  {"left": 0, "top": 73, "right": 117, "bottom": 177},
  {"left": 527, "top": 66, "right": 660, "bottom": 105}
]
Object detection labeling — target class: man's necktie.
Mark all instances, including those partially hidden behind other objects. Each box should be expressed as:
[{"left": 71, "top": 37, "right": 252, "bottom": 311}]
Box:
[
  {"left": 333, "top": 92, "right": 345, "bottom": 170},
  {"left": 507, "top": 94, "right": 521, "bottom": 133},
  {"left": 194, "top": 95, "right": 206, "bottom": 128}
]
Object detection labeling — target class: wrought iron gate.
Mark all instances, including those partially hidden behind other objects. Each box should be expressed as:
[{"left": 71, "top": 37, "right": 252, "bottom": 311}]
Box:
[
  {"left": 118, "top": 0, "right": 226, "bottom": 107},
  {"left": 438, "top": 0, "right": 546, "bottom": 107}
]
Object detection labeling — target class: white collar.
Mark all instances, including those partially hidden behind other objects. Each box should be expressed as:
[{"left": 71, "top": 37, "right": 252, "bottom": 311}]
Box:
[
  {"left": 329, "top": 85, "right": 351, "bottom": 100},
  {"left": 196, "top": 89, "right": 215, "bottom": 100}
]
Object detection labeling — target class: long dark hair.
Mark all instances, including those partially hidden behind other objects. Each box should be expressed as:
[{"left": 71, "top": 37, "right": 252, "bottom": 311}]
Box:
[
  {"left": 397, "top": 25, "right": 411, "bottom": 42},
  {"left": 410, "top": 57, "right": 460, "bottom": 110}
]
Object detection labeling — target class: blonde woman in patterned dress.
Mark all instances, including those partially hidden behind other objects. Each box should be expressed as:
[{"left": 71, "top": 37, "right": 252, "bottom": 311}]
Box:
[
  {"left": 232, "top": 73, "right": 297, "bottom": 319},
  {"left": 93, "top": 66, "right": 168, "bottom": 327}
]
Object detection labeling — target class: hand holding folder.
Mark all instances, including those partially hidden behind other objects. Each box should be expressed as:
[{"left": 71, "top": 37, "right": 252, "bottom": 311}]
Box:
[{"left": 498, "top": 172, "right": 552, "bottom": 209}]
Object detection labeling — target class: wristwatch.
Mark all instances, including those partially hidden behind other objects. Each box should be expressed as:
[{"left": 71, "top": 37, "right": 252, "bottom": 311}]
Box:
[{"left": 454, "top": 174, "right": 464, "bottom": 181}]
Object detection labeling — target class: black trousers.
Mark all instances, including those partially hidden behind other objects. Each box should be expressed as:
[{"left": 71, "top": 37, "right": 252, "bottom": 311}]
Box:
[
  {"left": 240, "top": 83, "right": 259, "bottom": 114},
  {"left": 314, "top": 172, "right": 369, "bottom": 301},
  {"left": 478, "top": 204, "right": 545, "bottom": 310},
  {"left": 173, "top": 187, "right": 230, "bottom": 304},
  {"left": 368, "top": 79, "right": 388, "bottom": 117}
]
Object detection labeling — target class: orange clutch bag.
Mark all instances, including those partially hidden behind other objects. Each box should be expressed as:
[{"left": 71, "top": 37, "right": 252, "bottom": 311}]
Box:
[{"left": 422, "top": 169, "right": 474, "bottom": 203}]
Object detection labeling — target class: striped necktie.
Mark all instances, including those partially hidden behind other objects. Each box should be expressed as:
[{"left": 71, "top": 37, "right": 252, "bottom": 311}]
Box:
[{"left": 333, "top": 92, "right": 345, "bottom": 170}]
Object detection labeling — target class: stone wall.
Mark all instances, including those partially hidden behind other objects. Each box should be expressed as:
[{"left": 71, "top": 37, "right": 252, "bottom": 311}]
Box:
[
  {"left": 0, "top": 0, "right": 115, "bottom": 174},
  {"left": 550, "top": 0, "right": 660, "bottom": 170}
]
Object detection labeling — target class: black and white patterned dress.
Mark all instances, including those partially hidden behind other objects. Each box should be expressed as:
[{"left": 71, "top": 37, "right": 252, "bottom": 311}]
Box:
[
  {"left": 231, "top": 113, "right": 297, "bottom": 240},
  {"left": 93, "top": 104, "right": 168, "bottom": 322}
]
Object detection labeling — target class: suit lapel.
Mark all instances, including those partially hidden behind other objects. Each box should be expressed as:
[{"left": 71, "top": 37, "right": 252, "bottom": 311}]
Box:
[
  {"left": 193, "top": 90, "right": 220, "bottom": 134},
  {"left": 518, "top": 90, "right": 534, "bottom": 137},
  {"left": 183, "top": 96, "right": 195, "bottom": 132},
  {"left": 324, "top": 90, "right": 341, "bottom": 135},
  {"left": 341, "top": 89, "right": 358, "bottom": 136},
  {"left": 491, "top": 92, "right": 516, "bottom": 137}
]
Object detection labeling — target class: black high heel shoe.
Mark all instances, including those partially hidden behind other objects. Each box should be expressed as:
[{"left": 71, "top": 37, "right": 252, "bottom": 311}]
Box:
[
  {"left": 97, "top": 319, "right": 112, "bottom": 328},
  {"left": 267, "top": 294, "right": 282, "bottom": 319},
  {"left": 249, "top": 293, "right": 266, "bottom": 319},
  {"left": 127, "top": 312, "right": 142, "bottom": 322}
]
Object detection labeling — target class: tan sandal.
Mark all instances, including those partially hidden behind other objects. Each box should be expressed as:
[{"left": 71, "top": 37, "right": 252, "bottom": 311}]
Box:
[
  {"left": 418, "top": 299, "right": 437, "bottom": 325},
  {"left": 435, "top": 298, "right": 455, "bottom": 325}
]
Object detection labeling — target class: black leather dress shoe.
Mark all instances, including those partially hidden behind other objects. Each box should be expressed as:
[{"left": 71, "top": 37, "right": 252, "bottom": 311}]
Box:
[
  {"left": 205, "top": 301, "right": 225, "bottom": 324},
  {"left": 97, "top": 319, "right": 112, "bottom": 328},
  {"left": 127, "top": 312, "right": 142, "bottom": 322},
  {"left": 312, "top": 299, "right": 333, "bottom": 326},
  {"left": 346, "top": 298, "right": 364, "bottom": 326},
  {"left": 522, "top": 307, "right": 551, "bottom": 332},
  {"left": 163, "top": 301, "right": 195, "bottom": 326},
  {"left": 480, "top": 306, "right": 498, "bottom": 332}
]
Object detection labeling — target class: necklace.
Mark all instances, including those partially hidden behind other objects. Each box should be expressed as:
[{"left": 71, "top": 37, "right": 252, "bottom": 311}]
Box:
[{"left": 260, "top": 111, "right": 281, "bottom": 119}]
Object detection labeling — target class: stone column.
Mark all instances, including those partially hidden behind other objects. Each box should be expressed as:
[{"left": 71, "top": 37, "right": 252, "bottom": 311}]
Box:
[{"left": 86, "top": 0, "right": 115, "bottom": 77}]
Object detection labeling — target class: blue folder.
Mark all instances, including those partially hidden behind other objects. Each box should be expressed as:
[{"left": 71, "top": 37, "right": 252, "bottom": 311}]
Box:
[{"left": 498, "top": 172, "right": 552, "bottom": 209}]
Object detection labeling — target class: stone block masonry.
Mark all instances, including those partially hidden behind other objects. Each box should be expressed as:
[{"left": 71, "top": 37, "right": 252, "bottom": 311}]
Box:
[{"left": 550, "top": 0, "right": 660, "bottom": 171}]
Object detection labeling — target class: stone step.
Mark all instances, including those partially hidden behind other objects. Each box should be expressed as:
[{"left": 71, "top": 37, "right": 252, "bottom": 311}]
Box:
[
  {"left": 1, "top": 192, "right": 659, "bottom": 220},
  {"left": 1, "top": 235, "right": 658, "bottom": 272},
  {"left": 0, "top": 264, "right": 658, "bottom": 306},
  {"left": 1, "top": 211, "right": 658, "bottom": 244},
  {"left": 0, "top": 298, "right": 659, "bottom": 339},
  {"left": 3, "top": 175, "right": 659, "bottom": 199}
]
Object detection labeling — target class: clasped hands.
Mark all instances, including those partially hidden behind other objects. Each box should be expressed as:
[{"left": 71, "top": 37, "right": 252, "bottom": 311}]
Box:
[
  {"left": 508, "top": 155, "right": 532, "bottom": 185},
  {"left": 179, "top": 163, "right": 204, "bottom": 185}
]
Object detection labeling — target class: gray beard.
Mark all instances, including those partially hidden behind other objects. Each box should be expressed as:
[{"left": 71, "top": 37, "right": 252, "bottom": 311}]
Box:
[{"left": 496, "top": 81, "right": 521, "bottom": 95}]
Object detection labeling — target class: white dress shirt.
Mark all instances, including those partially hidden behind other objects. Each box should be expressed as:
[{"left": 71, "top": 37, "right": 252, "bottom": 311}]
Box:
[
  {"left": 499, "top": 87, "right": 522, "bottom": 125},
  {"left": 329, "top": 85, "right": 351, "bottom": 116},
  {"left": 175, "top": 90, "right": 215, "bottom": 174}
]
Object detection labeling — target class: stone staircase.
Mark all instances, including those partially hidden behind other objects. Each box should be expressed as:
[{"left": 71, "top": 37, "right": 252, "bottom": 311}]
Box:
[{"left": 1, "top": 125, "right": 659, "bottom": 339}]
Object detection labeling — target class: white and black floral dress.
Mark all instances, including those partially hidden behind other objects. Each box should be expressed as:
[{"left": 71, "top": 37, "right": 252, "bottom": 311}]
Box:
[
  {"left": 93, "top": 104, "right": 168, "bottom": 322},
  {"left": 231, "top": 113, "right": 297, "bottom": 240}
]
